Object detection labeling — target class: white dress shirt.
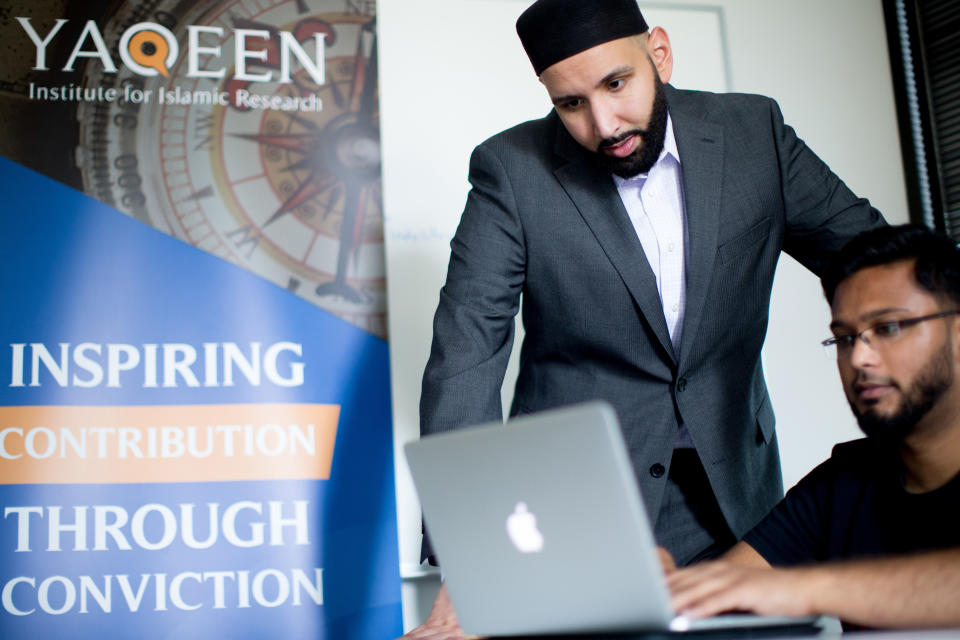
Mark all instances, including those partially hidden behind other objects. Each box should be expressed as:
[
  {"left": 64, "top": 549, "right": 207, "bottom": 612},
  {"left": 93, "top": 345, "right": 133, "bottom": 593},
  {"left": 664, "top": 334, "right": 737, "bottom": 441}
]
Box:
[
  {"left": 612, "top": 114, "right": 694, "bottom": 448},
  {"left": 612, "top": 114, "right": 687, "bottom": 351}
]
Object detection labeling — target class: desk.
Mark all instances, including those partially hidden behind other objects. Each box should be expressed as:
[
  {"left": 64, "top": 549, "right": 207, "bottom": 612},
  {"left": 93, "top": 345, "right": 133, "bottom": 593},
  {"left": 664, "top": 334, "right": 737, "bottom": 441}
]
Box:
[{"left": 490, "top": 628, "right": 960, "bottom": 640}]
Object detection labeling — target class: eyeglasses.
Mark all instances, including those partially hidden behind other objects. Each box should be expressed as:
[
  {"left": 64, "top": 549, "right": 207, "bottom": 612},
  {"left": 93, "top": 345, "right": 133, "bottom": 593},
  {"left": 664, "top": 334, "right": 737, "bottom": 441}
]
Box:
[{"left": 821, "top": 310, "right": 960, "bottom": 356}]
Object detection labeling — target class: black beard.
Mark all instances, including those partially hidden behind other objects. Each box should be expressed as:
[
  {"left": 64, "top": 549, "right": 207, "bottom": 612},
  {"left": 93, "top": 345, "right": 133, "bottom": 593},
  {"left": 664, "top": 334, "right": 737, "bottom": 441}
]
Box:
[
  {"left": 850, "top": 343, "right": 954, "bottom": 443},
  {"left": 587, "top": 72, "right": 669, "bottom": 178}
]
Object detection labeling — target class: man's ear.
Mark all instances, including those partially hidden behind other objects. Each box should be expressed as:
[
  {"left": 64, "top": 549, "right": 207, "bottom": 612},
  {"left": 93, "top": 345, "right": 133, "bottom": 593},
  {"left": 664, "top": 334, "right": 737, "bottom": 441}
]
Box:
[{"left": 647, "top": 27, "right": 673, "bottom": 84}]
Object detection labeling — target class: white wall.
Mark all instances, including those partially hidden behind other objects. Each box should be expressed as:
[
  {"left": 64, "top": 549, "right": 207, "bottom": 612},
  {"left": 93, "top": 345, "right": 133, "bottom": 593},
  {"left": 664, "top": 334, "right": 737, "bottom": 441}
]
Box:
[{"left": 377, "top": 0, "right": 908, "bottom": 630}]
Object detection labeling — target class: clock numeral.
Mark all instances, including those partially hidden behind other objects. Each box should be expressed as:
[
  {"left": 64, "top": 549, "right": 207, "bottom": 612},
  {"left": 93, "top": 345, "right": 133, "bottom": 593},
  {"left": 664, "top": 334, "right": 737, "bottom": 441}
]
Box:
[
  {"left": 194, "top": 112, "right": 216, "bottom": 151},
  {"left": 287, "top": 277, "right": 302, "bottom": 293},
  {"left": 346, "top": 0, "right": 376, "bottom": 16},
  {"left": 184, "top": 185, "right": 214, "bottom": 201},
  {"left": 225, "top": 225, "right": 261, "bottom": 259},
  {"left": 152, "top": 10, "right": 178, "bottom": 30}
]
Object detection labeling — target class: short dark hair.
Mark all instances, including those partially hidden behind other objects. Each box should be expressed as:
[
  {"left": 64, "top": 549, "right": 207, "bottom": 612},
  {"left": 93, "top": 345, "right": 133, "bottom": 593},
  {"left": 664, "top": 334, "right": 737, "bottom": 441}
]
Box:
[{"left": 822, "top": 224, "right": 960, "bottom": 307}]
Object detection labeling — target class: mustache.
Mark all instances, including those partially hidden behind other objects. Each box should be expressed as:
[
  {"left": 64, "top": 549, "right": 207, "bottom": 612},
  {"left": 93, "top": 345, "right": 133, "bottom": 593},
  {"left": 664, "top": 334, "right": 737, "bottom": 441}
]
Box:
[
  {"left": 598, "top": 128, "right": 645, "bottom": 151},
  {"left": 852, "top": 371, "right": 898, "bottom": 392}
]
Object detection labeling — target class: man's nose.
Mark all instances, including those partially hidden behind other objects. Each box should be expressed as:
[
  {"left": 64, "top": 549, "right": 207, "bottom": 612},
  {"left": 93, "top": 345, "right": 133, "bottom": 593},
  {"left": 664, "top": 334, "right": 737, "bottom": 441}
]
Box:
[
  {"left": 590, "top": 101, "right": 620, "bottom": 140},
  {"left": 848, "top": 334, "right": 881, "bottom": 369}
]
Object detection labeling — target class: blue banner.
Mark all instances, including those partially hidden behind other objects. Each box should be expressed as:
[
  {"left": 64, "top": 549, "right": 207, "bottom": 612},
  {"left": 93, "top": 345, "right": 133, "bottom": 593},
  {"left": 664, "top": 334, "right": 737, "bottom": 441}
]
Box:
[{"left": 0, "top": 0, "right": 401, "bottom": 636}]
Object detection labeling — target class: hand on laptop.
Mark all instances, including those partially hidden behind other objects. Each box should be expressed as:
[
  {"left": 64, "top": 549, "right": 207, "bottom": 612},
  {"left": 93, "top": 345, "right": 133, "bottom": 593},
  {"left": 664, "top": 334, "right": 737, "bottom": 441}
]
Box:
[
  {"left": 666, "top": 560, "right": 817, "bottom": 620},
  {"left": 400, "top": 583, "right": 480, "bottom": 640},
  {"left": 657, "top": 546, "right": 677, "bottom": 574}
]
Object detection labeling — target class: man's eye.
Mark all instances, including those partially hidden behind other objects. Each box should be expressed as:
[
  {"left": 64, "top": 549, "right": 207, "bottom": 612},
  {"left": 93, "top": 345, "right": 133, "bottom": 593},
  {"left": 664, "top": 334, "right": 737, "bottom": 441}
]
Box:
[
  {"left": 608, "top": 78, "right": 625, "bottom": 91},
  {"left": 560, "top": 99, "right": 582, "bottom": 111},
  {"left": 833, "top": 335, "right": 856, "bottom": 348},
  {"left": 872, "top": 322, "right": 901, "bottom": 338}
]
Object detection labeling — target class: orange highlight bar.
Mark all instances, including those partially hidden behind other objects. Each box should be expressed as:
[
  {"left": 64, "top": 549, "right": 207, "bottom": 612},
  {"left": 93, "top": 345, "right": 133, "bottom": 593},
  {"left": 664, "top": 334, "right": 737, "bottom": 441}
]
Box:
[{"left": 0, "top": 404, "right": 339, "bottom": 485}]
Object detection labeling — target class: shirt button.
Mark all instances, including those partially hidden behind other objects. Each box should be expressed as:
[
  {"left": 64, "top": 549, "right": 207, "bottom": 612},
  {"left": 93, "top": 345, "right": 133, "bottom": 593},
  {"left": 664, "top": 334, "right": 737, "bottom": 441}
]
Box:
[
  {"left": 668, "top": 242, "right": 675, "bottom": 252},
  {"left": 650, "top": 463, "right": 666, "bottom": 478},
  {"left": 677, "top": 377, "right": 687, "bottom": 392},
  {"left": 672, "top": 303, "right": 679, "bottom": 312}
]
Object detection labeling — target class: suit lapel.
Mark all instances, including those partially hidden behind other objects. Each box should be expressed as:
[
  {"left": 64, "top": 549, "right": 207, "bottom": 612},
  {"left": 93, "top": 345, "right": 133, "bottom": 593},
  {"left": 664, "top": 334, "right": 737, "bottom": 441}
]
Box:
[
  {"left": 551, "top": 116, "right": 676, "bottom": 363},
  {"left": 665, "top": 87, "right": 725, "bottom": 365}
]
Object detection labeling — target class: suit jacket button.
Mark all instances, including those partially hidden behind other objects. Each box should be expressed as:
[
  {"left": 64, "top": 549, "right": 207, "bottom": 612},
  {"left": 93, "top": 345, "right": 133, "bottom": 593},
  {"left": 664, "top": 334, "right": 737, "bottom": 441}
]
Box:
[
  {"left": 649, "top": 463, "right": 666, "bottom": 478},
  {"left": 677, "top": 377, "right": 687, "bottom": 392}
]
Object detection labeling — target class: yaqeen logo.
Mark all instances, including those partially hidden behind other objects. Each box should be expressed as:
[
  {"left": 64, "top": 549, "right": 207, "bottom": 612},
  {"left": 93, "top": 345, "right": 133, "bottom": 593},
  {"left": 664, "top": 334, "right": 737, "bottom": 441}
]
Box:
[
  {"left": 118, "top": 22, "right": 178, "bottom": 77},
  {"left": 17, "top": 16, "right": 327, "bottom": 108}
]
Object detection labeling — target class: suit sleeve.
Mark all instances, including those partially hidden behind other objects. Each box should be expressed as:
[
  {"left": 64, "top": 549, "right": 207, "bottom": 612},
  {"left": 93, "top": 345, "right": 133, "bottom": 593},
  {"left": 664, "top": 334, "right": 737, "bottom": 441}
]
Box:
[
  {"left": 419, "top": 142, "right": 526, "bottom": 438},
  {"left": 417, "top": 142, "right": 527, "bottom": 563},
  {"left": 769, "top": 99, "right": 886, "bottom": 275}
]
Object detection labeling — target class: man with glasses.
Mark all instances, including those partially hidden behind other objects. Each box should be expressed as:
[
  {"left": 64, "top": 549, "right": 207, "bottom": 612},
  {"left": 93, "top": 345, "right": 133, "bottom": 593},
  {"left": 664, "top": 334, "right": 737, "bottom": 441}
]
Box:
[{"left": 667, "top": 224, "right": 960, "bottom": 628}]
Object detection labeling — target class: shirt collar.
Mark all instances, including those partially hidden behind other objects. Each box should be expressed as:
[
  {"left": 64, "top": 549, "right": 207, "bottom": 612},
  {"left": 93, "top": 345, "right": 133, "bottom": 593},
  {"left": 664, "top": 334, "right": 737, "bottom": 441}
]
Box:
[{"left": 663, "top": 112, "right": 680, "bottom": 165}]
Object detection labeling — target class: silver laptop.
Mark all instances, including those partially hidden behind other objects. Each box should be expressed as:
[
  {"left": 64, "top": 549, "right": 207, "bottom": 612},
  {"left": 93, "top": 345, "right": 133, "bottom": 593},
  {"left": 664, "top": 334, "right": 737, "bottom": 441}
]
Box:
[{"left": 405, "top": 401, "right": 819, "bottom": 637}]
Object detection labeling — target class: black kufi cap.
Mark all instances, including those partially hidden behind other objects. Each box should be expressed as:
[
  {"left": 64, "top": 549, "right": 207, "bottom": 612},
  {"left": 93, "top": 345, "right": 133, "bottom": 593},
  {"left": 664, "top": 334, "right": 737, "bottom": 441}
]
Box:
[{"left": 516, "top": 0, "right": 649, "bottom": 75}]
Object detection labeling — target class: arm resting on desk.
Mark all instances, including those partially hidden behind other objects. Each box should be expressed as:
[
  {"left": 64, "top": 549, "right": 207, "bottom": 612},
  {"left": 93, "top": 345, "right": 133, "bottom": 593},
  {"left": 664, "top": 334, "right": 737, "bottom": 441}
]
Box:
[{"left": 668, "top": 542, "right": 960, "bottom": 628}]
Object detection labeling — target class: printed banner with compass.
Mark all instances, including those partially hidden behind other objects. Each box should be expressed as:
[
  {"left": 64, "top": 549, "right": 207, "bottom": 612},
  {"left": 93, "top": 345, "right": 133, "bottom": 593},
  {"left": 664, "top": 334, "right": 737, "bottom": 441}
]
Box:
[{"left": 0, "top": 1, "right": 400, "bottom": 638}]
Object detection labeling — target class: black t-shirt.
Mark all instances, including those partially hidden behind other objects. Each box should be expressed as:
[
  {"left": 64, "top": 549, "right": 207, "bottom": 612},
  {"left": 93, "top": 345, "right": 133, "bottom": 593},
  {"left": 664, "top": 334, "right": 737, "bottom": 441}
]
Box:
[{"left": 744, "top": 438, "right": 960, "bottom": 565}]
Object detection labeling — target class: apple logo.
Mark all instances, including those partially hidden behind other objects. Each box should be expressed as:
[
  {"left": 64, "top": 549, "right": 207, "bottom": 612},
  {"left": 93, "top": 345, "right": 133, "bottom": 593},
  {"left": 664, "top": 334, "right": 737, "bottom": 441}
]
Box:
[{"left": 505, "top": 502, "right": 545, "bottom": 553}]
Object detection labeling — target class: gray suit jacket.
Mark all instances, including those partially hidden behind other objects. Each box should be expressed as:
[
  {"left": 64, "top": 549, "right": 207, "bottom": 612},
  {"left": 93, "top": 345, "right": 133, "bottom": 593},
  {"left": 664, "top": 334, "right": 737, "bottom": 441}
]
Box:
[{"left": 420, "top": 86, "right": 884, "bottom": 554}]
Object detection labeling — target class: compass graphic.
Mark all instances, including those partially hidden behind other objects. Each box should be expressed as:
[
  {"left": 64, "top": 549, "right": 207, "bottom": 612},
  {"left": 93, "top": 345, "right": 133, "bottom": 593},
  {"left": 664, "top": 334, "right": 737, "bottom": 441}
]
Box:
[{"left": 76, "top": 0, "right": 386, "bottom": 337}]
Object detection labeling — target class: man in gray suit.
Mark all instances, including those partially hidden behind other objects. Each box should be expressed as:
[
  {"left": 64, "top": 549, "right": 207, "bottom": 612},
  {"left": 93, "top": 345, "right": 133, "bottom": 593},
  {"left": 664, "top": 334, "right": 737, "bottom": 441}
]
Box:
[{"left": 406, "top": 0, "right": 884, "bottom": 635}]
